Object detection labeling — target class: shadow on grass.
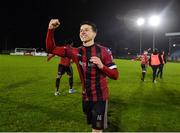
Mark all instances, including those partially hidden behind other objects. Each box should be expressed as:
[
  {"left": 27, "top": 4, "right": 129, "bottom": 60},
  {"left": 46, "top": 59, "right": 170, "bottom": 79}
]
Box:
[
  {"left": 2, "top": 79, "right": 37, "bottom": 92},
  {"left": 105, "top": 97, "right": 127, "bottom": 132},
  {"left": 0, "top": 96, "right": 83, "bottom": 131},
  {"left": 159, "top": 80, "right": 180, "bottom": 106}
]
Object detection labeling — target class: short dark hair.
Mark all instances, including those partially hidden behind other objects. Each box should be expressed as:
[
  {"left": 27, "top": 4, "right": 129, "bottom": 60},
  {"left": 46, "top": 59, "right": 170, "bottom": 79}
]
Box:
[
  {"left": 80, "top": 21, "right": 98, "bottom": 33},
  {"left": 153, "top": 48, "right": 158, "bottom": 54},
  {"left": 159, "top": 50, "right": 164, "bottom": 55}
]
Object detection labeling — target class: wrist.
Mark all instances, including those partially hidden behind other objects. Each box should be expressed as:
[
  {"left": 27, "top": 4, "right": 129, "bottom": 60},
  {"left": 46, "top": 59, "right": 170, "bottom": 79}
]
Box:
[
  {"left": 99, "top": 64, "right": 104, "bottom": 69},
  {"left": 48, "top": 25, "right": 54, "bottom": 29}
]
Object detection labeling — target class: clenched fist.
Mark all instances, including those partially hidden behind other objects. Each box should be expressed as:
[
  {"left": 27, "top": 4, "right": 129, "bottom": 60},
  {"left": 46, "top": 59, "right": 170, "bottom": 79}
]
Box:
[
  {"left": 90, "top": 56, "right": 104, "bottom": 69},
  {"left": 48, "top": 19, "right": 60, "bottom": 29}
]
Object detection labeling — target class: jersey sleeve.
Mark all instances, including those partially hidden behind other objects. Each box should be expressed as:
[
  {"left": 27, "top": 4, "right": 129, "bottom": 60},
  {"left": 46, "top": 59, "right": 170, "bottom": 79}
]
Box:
[
  {"left": 100, "top": 47, "right": 119, "bottom": 80},
  {"left": 102, "top": 48, "right": 117, "bottom": 69},
  {"left": 46, "top": 29, "right": 74, "bottom": 59}
]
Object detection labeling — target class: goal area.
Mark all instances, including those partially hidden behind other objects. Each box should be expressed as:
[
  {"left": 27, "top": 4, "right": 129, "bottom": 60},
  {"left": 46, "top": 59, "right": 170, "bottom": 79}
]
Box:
[{"left": 13, "top": 48, "right": 36, "bottom": 56}]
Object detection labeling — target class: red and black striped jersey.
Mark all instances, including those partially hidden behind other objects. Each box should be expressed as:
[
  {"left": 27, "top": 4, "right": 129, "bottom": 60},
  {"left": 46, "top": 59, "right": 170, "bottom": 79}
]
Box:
[
  {"left": 133, "top": 54, "right": 149, "bottom": 65},
  {"left": 46, "top": 29, "right": 119, "bottom": 101},
  {"left": 59, "top": 57, "right": 71, "bottom": 66},
  {"left": 140, "top": 54, "right": 149, "bottom": 65}
]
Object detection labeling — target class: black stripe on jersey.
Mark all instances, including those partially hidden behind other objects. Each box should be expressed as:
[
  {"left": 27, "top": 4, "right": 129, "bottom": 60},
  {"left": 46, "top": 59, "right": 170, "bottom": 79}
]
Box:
[
  {"left": 86, "top": 47, "right": 93, "bottom": 100},
  {"left": 78, "top": 48, "right": 85, "bottom": 86},
  {"left": 95, "top": 45, "right": 103, "bottom": 101},
  {"left": 106, "top": 62, "right": 116, "bottom": 67}
]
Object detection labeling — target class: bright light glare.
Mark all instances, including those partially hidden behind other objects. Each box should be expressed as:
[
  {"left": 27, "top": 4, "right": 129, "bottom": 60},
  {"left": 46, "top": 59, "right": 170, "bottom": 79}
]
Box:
[
  {"left": 148, "top": 15, "right": 160, "bottom": 27},
  {"left": 137, "top": 18, "right": 145, "bottom": 26}
]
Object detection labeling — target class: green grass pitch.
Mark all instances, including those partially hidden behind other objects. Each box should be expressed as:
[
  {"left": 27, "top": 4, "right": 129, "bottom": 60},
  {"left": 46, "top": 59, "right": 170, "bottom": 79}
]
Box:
[{"left": 0, "top": 55, "right": 180, "bottom": 131}]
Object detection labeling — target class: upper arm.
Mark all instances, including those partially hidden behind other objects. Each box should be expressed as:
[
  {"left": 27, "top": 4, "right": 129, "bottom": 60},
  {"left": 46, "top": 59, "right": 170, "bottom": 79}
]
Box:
[
  {"left": 51, "top": 46, "right": 66, "bottom": 57},
  {"left": 52, "top": 46, "right": 78, "bottom": 61}
]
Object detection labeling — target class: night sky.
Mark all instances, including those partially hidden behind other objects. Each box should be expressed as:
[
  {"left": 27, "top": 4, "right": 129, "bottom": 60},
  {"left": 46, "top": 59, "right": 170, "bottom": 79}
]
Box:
[{"left": 1, "top": 0, "right": 180, "bottom": 55}]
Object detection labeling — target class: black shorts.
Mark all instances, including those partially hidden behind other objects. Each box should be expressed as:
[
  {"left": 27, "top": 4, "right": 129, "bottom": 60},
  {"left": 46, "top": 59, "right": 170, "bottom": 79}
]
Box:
[
  {"left": 82, "top": 100, "right": 108, "bottom": 130},
  {"left": 57, "top": 64, "right": 73, "bottom": 76},
  {"left": 141, "top": 64, "right": 147, "bottom": 72}
]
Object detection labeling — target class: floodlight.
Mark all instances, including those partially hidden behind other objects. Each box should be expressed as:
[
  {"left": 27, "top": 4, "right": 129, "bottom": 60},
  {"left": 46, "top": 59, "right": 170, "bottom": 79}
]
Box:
[
  {"left": 148, "top": 15, "right": 160, "bottom": 27},
  {"left": 137, "top": 18, "right": 145, "bottom": 26},
  {"left": 173, "top": 44, "right": 176, "bottom": 47}
]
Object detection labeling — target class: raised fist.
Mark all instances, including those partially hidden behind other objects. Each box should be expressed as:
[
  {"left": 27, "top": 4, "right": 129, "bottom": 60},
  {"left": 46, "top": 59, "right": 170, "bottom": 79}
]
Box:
[{"left": 48, "top": 19, "right": 60, "bottom": 29}]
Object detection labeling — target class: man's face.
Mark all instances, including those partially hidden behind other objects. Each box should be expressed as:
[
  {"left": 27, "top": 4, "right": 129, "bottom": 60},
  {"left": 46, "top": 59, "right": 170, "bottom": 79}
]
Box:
[{"left": 79, "top": 24, "right": 96, "bottom": 43}]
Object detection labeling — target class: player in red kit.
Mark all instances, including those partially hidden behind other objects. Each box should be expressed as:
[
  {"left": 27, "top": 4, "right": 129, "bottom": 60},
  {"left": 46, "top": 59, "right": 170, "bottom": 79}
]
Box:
[
  {"left": 47, "top": 54, "right": 75, "bottom": 95},
  {"left": 46, "top": 19, "right": 119, "bottom": 132},
  {"left": 132, "top": 50, "right": 149, "bottom": 81},
  {"left": 157, "top": 50, "right": 167, "bottom": 79}
]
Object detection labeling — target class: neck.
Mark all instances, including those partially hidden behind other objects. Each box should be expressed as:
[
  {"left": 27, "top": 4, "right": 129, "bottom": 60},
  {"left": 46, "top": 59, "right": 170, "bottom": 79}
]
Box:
[{"left": 83, "top": 40, "right": 94, "bottom": 47}]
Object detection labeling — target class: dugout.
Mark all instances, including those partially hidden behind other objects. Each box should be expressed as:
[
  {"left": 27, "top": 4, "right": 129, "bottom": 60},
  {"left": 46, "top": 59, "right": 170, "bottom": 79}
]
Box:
[{"left": 165, "top": 32, "right": 180, "bottom": 61}]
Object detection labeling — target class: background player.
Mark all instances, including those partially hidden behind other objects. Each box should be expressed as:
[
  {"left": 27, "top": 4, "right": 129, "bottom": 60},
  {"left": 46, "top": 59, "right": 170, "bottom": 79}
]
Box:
[
  {"left": 132, "top": 50, "right": 149, "bottom": 81},
  {"left": 157, "top": 50, "right": 167, "bottom": 79},
  {"left": 47, "top": 54, "right": 75, "bottom": 95}
]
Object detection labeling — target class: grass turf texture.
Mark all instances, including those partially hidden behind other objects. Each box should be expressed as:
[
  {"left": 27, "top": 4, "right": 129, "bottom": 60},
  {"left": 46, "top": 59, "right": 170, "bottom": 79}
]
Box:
[{"left": 0, "top": 55, "right": 180, "bottom": 132}]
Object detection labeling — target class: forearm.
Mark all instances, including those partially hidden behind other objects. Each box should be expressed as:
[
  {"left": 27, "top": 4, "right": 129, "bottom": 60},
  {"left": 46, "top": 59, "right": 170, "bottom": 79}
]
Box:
[
  {"left": 101, "top": 66, "right": 119, "bottom": 80},
  {"left": 46, "top": 29, "right": 67, "bottom": 57},
  {"left": 134, "top": 57, "right": 140, "bottom": 61},
  {"left": 47, "top": 54, "right": 55, "bottom": 61},
  {"left": 46, "top": 29, "right": 56, "bottom": 53}
]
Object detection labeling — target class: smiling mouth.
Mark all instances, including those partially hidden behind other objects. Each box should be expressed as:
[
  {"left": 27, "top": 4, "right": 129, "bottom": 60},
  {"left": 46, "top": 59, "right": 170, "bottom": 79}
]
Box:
[{"left": 81, "top": 35, "right": 87, "bottom": 39}]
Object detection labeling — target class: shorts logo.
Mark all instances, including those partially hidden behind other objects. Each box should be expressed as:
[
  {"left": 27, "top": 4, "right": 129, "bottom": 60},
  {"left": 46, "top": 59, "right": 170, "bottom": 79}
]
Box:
[{"left": 97, "top": 115, "right": 102, "bottom": 121}]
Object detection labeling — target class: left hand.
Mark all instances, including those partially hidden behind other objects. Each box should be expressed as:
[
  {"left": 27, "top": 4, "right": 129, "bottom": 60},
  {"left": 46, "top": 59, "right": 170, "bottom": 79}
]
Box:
[
  {"left": 90, "top": 56, "right": 104, "bottom": 69},
  {"left": 47, "top": 54, "right": 55, "bottom": 62}
]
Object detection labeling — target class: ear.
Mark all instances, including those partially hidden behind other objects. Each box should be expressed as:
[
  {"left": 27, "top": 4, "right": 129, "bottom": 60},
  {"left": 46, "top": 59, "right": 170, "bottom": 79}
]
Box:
[{"left": 93, "top": 32, "right": 97, "bottom": 38}]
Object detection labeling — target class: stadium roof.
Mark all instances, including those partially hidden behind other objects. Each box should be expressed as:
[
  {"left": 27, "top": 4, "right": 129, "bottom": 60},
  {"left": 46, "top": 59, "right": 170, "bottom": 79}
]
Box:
[{"left": 165, "top": 32, "right": 180, "bottom": 37}]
